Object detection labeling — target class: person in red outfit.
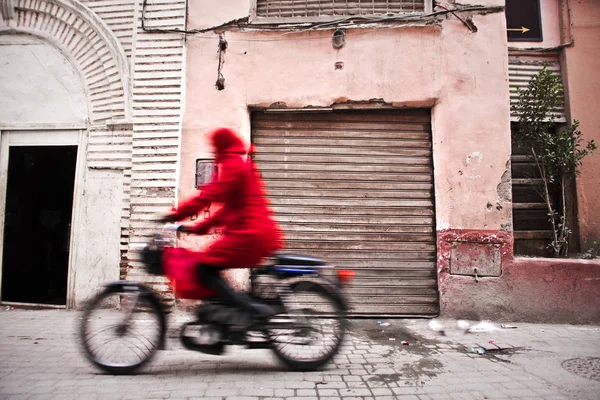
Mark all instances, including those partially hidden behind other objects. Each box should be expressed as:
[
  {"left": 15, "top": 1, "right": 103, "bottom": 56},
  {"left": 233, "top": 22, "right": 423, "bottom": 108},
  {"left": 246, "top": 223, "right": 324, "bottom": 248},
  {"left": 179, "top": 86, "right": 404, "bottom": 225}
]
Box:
[{"left": 162, "top": 127, "right": 282, "bottom": 326}]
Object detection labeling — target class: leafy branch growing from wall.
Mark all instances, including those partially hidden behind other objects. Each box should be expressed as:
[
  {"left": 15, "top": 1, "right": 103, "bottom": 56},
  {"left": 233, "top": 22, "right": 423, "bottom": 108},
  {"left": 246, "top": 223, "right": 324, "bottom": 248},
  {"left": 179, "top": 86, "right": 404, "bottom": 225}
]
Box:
[{"left": 513, "top": 67, "right": 596, "bottom": 257}]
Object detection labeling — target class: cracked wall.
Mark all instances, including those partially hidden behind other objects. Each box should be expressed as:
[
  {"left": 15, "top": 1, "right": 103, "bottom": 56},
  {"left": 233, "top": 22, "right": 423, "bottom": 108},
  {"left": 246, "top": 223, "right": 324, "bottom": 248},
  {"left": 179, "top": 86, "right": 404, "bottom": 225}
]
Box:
[{"left": 183, "top": 1, "right": 512, "bottom": 239}]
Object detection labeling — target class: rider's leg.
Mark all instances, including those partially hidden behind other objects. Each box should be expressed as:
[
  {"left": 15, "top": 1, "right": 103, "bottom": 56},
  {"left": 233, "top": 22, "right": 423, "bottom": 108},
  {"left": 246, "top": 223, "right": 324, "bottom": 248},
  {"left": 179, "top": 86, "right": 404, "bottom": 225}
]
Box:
[{"left": 198, "top": 264, "right": 274, "bottom": 317}]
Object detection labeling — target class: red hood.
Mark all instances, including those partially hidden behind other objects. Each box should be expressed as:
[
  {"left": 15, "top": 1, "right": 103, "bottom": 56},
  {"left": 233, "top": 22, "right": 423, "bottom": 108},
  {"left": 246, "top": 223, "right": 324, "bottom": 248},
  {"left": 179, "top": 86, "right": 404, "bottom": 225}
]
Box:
[{"left": 210, "top": 128, "right": 247, "bottom": 159}]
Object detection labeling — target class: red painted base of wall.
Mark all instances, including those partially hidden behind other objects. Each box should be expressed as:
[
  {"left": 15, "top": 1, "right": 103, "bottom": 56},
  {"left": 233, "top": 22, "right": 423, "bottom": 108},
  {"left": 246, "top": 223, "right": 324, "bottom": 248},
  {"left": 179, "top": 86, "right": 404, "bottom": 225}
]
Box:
[{"left": 437, "top": 229, "right": 600, "bottom": 324}]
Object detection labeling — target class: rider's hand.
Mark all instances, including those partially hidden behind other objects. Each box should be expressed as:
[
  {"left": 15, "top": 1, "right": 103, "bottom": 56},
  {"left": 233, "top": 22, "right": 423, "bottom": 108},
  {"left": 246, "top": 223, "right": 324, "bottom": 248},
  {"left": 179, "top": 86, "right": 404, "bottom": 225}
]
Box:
[
  {"left": 178, "top": 222, "right": 210, "bottom": 235},
  {"left": 177, "top": 224, "right": 193, "bottom": 233},
  {"left": 158, "top": 213, "right": 177, "bottom": 223}
]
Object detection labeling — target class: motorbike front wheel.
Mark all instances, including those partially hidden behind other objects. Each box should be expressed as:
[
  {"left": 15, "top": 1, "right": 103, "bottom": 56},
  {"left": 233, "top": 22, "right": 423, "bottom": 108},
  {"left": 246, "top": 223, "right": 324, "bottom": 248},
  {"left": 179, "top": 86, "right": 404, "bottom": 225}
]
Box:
[
  {"left": 79, "top": 283, "right": 166, "bottom": 375},
  {"left": 267, "top": 281, "right": 347, "bottom": 371}
]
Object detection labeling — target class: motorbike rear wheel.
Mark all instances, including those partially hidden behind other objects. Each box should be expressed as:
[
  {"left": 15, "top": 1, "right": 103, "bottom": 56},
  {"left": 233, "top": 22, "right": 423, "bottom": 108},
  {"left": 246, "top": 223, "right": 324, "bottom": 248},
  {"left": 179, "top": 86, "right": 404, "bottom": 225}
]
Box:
[
  {"left": 80, "top": 283, "right": 166, "bottom": 375},
  {"left": 267, "top": 281, "right": 347, "bottom": 371}
]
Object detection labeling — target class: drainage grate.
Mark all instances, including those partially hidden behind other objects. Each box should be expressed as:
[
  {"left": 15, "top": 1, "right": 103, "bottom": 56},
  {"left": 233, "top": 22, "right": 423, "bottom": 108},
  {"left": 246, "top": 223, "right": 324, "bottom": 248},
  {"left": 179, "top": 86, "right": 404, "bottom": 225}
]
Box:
[{"left": 561, "top": 357, "right": 600, "bottom": 382}]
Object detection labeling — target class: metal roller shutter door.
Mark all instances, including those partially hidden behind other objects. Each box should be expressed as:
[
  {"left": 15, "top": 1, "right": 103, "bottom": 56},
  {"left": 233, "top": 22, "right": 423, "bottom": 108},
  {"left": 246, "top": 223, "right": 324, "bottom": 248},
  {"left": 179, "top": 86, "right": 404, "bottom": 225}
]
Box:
[{"left": 252, "top": 109, "right": 438, "bottom": 316}]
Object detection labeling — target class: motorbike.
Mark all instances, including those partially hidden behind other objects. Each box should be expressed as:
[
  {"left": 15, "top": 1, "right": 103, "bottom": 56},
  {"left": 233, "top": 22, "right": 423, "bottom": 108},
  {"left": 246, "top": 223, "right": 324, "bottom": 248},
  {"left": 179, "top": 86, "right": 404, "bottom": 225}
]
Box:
[{"left": 79, "top": 224, "right": 355, "bottom": 374}]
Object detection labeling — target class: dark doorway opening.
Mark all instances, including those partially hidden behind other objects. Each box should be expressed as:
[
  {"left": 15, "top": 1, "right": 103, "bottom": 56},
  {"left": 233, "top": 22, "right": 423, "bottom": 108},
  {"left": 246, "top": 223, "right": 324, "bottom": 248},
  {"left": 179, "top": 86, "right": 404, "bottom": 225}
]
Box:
[{"left": 2, "top": 146, "right": 77, "bottom": 305}]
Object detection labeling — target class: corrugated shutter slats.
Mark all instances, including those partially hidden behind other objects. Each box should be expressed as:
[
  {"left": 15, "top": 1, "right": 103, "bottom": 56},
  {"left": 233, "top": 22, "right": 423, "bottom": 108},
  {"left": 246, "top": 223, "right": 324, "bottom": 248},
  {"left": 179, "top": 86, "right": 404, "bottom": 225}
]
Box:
[
  {"left": 509, "top": 57, "right": 566, "bottom": 122},
  {"left": 252, "top": 109, "right": 438, "bottom": 316}
]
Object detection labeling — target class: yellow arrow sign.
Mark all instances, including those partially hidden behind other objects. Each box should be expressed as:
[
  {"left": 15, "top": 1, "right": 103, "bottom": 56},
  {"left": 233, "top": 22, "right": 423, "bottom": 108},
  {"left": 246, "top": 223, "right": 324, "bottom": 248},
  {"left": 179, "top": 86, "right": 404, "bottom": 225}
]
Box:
[{"left": 507, "top": 26, "right": 530, "bottom": 33}]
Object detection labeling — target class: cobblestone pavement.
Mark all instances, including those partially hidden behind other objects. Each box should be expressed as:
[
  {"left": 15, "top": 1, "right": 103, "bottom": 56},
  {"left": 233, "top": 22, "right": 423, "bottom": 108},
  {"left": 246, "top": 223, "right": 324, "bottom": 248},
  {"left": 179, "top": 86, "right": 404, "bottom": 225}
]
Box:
[{"left": 1, "top": 308, "right": 599, "bottom": 399}]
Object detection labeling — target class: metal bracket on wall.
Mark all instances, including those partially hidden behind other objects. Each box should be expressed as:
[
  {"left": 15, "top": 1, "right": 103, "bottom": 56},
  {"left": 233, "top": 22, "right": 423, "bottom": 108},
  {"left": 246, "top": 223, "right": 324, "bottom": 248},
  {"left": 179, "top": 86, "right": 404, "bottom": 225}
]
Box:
[
  {"left": 450, "top": 242, "right": 503, "bottom": 278},
  {"left": 196, "top": 159, "right": 217, "bottom": 189}
]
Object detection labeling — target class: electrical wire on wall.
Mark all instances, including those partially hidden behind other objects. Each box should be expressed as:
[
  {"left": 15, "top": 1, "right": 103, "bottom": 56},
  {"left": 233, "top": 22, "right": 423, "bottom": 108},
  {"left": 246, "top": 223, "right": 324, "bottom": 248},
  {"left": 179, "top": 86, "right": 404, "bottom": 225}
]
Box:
[
  {"left": 435, "top": 3, "right": 477, "bottom": 32},
  {"left": 140, "top": 1, "right": 504, "bottom": 90},
  {"left": 141, "top": 0, "right": 504, "bottom": 39},
  {"left": 215, "top": 35, "right": 227, "bottom": 90}
]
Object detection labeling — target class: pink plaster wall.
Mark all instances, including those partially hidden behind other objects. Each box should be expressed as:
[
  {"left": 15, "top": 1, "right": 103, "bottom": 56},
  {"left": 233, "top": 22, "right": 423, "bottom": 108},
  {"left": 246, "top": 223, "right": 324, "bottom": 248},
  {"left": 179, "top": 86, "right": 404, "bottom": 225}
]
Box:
[
  {"left": 438, "top": 229, "right": 600, "bottom": 323},
  {"left": 440, "top": 259, "right": 600, "bottom": 324},
  {"left": 180, "top": 1, "right": 600, "bottom": 323},
  {"left": 561, "top": 0, "right": 600, "bottom": 251},
  {"left": 183, "top": 1, "right": 512, "bottom": 234}
]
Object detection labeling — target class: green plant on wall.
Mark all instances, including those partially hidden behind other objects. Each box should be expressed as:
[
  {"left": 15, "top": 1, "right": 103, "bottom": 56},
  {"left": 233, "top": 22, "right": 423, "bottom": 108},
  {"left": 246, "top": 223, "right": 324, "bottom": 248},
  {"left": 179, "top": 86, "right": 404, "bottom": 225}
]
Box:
[{"left": 513, "top": 67, "right": 596, "bottom": 257}]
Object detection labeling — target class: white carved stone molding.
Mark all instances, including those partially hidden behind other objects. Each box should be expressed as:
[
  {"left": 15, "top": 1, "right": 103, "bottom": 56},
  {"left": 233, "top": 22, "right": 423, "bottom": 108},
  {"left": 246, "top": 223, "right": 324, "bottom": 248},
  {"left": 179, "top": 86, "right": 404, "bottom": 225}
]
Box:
[
  {"left": 0, "top": 0, "right": 132, "bottom": 126},
  {"left": 0, "top": 0, "right": 16, "bottom": 22}
]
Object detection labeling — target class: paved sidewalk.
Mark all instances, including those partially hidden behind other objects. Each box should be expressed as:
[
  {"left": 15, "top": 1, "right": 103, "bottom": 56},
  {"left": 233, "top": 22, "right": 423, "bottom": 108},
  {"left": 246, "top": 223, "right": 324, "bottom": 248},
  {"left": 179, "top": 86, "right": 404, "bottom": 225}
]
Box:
[{"left": 1, "top": 308, "right": 599, "bottom": 399}]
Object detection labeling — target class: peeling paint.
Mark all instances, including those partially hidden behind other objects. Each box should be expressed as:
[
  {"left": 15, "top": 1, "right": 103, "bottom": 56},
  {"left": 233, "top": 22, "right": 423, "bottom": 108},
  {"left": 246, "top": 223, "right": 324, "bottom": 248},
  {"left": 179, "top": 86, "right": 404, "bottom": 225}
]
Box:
[
  {"left": 496, "top": 161, "right": 512, "bottom": 204},
  {"left": 436, "top": 219, "right": 450, "bottom": 230},
  {"left": 331, "top": 98, "right": 394, "bottom": 109},
  {"left": 268, "top": 101, "right": 287, "bottom": 108},
  {"left": 464, "top": 152, "right": 482, "bottom": 179},
  {"left": 497, "top": 160, "right": 513, "bottom": 231},
  {"left": 465, "top": 152, "right": 482, "bottom": 166}
]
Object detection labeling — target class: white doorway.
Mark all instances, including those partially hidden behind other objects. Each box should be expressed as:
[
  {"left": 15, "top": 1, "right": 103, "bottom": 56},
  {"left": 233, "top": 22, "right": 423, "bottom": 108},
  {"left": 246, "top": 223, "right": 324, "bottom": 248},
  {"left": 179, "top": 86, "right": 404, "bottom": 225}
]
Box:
[
  {"left": 0, "top": 130, "right": 84, "bottom": 307},
  {"left": 1, "top": 31, "right": 130, "bottom": 309}
]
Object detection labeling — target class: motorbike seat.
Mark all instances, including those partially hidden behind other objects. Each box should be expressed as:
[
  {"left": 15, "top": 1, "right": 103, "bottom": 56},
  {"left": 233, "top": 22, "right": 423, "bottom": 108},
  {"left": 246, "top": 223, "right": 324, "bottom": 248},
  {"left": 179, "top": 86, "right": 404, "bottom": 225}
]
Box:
[{"left": 274, "top": 254, "right": 327, "bottom": 267}]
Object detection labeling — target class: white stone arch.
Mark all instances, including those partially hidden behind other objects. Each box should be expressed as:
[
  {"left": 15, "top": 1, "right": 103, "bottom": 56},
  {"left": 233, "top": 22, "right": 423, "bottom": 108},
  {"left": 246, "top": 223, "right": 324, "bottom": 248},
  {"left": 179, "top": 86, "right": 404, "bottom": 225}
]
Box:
[
  {"left": 0, "top": 0, "right": 132, "bottom": 125},
  {"left": 1, "top": 0, "right": 133, "bottom": 308}
]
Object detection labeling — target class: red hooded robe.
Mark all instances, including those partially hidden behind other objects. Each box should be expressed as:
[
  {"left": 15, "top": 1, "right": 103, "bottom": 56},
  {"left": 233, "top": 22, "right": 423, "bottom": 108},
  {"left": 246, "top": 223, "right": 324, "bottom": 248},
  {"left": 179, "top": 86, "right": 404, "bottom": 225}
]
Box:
[{"left": 168, "top": 128, "right": 282, "bottom": 270}]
